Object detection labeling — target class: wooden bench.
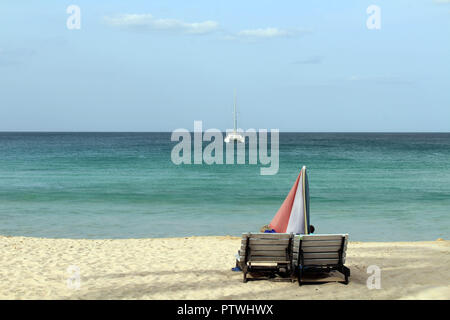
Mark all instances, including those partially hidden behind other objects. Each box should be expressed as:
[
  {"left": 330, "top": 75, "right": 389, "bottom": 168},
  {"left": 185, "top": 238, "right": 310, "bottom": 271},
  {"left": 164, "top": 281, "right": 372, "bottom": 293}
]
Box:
[
  {"left": 293, "top": 234, "right": 350, "bottom": 285},
  {"left": 236, "top": 233, "right": 294, "bottom": 282}
]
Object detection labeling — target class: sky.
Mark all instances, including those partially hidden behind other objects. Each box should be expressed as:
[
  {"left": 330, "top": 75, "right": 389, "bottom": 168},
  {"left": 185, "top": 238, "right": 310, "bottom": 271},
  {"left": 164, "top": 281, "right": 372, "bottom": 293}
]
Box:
[{"left": 0, "top": 0, "right": 449, "bottom": 132}]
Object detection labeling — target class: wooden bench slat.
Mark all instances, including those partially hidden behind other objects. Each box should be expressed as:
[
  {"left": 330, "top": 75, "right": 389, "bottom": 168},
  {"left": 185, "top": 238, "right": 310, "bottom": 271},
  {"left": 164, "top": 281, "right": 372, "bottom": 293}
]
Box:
[
  {"left": 241, "top": 250, "right": 287, "bottom": 257},
  {"left": 303, "top": 258, "right": 340, "bottom": 265},
  {"left": 304, "top": 252, "right": 339, "bottom": 259},
  {"left": 294, "top": 252, "right": 344, "bottom": 260},
  {"left": 300, "top": 240, "right": 343, "bottom": 247},
  {"left": 294, "top": 239, "right": 344, "bottom": 245},
  {"left": 249, "top": 256, "right": 290, "bottom": 262},
  {"left": 293, "top": 244, "right": 347, "bottom": 252},
  {"left": 249, "top": 239, "right": 290, "bottom": 245},
  {"left": 241, "top": 244, "right": 289, "bottom": 251},
  {"left": 295, "top": 246, "right": 343, "bottom": 253},
  {"left": 294, "top": 234, "right": 347, "bottom": 239},
  {"left": 295, "top": 255, "right": 347, "bottom": 264},
  {"left": 295, "top": 235, "right": 346, "bottom": 241},
  {"left": 242, "top": 233, "right": 292, "bottom": 239}
]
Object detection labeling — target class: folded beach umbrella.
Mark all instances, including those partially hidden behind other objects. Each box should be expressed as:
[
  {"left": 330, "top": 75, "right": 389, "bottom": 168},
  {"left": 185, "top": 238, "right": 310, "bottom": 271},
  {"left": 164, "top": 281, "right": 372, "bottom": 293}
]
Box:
[{"left": 269, "top": 166, "right": 310, "bottom": 234}]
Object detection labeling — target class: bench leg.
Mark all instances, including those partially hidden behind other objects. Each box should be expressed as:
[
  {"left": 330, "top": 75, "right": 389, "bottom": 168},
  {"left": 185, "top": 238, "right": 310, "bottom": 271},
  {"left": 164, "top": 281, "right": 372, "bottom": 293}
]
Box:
[
  {"left": 243, "top": 266, "right": 248, "bottom": 283},
  {"left": 298, "top": 267, "right": 303, "bottom": 286},
  {"left": 339, "top": 266, "right": 350, "bottom": 284}
]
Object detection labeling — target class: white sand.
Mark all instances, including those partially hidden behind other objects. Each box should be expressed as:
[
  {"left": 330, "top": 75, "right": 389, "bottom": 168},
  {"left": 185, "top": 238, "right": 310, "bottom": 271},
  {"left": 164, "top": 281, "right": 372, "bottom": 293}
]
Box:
[{"left": 0, "top": 235, "right": 448, "bottom": 299}]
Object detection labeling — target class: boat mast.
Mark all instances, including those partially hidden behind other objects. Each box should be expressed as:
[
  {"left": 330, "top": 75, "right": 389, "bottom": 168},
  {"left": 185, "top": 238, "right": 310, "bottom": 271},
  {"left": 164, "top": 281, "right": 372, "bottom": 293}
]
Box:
[{"left": 233, "top": 90, "right": 237, "bottom": 132}]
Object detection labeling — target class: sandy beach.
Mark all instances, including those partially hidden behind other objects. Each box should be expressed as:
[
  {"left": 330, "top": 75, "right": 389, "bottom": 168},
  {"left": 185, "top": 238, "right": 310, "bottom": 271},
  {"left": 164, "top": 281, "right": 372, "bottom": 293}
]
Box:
[{"left": 0, "top": 235, "right": 448, "bottom": 300}]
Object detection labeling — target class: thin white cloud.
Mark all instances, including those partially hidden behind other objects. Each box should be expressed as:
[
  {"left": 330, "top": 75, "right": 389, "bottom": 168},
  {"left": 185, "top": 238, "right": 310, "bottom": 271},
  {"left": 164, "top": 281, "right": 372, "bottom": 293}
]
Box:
[
  {"left": 226, "top": 27, "right": 310, "bottom": 40},
  {"left": 237, "top": 27, "right": 292, "bottom": 38},
  {"left": 104, "top": 14, "right": 219, "bottom": 35}
]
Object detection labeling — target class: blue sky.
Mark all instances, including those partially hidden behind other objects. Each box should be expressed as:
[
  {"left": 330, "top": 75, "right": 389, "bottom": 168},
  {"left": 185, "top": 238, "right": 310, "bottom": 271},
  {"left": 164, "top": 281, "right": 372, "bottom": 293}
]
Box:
[{"left": 0, "top": 0, "right": 449, "bottom": 131}]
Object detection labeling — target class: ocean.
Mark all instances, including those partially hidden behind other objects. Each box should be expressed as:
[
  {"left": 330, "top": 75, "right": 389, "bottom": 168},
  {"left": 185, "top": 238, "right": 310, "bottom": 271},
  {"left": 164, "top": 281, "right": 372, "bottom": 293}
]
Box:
[{"left": 0, "top": 132, "right": 448, "bottom": 241}]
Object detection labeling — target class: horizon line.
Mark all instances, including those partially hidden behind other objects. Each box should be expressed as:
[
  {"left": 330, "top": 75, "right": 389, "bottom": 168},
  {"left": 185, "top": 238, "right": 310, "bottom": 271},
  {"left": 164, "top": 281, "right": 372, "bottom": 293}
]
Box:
[{"left": 0, "top": 131, "right": 449, "bottom": 134}]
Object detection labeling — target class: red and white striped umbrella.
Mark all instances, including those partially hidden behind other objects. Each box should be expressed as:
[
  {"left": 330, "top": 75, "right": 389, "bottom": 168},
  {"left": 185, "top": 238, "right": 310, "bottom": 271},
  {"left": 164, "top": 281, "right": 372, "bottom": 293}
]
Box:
[{"left": 269, "top": 166, "right": 310, "bottom": 234}]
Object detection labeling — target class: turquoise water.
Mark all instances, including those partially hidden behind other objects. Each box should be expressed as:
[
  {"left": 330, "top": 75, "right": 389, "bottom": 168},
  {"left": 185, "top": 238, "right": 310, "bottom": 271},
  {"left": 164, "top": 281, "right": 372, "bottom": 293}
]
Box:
[{"left": 0, "top": 132, "right": 449, "bottom": 241}]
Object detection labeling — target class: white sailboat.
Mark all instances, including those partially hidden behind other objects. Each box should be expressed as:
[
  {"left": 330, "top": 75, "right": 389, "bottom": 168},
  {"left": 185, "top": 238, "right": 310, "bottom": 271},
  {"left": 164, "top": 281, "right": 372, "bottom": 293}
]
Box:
[{"left": 224, "top": 91, "right": 245, "bottom": 143}]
